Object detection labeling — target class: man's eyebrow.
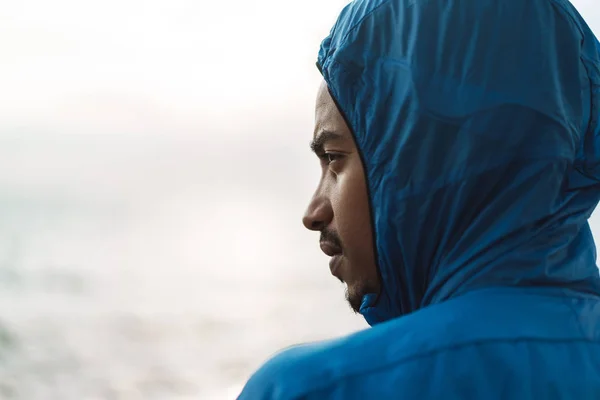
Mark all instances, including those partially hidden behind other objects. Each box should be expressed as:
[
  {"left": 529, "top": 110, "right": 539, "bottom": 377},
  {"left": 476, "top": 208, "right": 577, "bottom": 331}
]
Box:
[{"left": 310, "top": 130, "right": 344, "bottom": 153}]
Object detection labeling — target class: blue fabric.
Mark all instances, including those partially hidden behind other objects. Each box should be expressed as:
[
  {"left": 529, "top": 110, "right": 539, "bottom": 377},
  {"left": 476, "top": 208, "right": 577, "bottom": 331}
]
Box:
[{"left": 239, "top": 0, "right": 600, "bottom": 398}]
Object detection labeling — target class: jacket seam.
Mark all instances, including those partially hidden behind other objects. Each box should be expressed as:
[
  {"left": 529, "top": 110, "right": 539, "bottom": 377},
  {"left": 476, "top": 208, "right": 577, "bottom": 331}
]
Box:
[
  {"left": 546, "top": 0, "right": 598, "bottom": 181},
  {"left": 561, "top": 289, "right": 590, "bottom": 339},
  {"left": 338, "top": 0, "right": 393, "bottom": 49}
]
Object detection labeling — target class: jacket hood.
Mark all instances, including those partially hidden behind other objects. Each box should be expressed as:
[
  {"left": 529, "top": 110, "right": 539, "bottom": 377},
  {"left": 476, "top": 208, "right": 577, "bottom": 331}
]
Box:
[{"left": 317, "top": 0, "right": 600, "bottom": 326}]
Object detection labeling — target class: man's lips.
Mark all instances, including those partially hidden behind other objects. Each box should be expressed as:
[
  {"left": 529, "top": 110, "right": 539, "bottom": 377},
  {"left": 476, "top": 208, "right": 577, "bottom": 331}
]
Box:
[
  {"left": 328, "top": 255, "right": 343, "bottom": 280},
  {"left": 320, "top": 241, "right": 343, "bottom": 278},
  {"left": 320, "top": 241, "right": 341, "bottom": 257}
]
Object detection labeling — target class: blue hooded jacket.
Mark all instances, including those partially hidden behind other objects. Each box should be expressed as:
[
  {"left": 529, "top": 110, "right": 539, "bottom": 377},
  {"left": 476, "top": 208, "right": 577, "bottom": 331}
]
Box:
[{"left": 239, "top": 0, "right": 600, "bottom": 398}]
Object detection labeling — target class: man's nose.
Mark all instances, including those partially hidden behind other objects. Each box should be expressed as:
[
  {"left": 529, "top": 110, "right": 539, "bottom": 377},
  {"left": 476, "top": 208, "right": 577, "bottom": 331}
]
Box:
[{"left": 302, "top": 195, "right": 333, "bottom": 231}]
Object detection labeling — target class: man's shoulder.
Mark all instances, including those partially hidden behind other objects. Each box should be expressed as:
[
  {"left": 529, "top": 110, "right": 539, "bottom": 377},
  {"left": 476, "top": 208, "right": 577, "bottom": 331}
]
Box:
[
  {"left": 238, "top": 304, "right": 465, "bottom": 400},
  {"left": 238, "top": 289, "right": 593, "bottom": 399},
  {"left": 238, "top": 337, "right": 354, "bottom": 400}
]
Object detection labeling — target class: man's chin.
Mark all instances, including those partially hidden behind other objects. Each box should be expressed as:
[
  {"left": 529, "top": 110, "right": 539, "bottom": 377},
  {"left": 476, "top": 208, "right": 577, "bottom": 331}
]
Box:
[
  {"left": 345, "top": 280, "right": 380, "bottom": 314},
  {"left": 345, "top": 285, "right": 364, "bottom": 314}
]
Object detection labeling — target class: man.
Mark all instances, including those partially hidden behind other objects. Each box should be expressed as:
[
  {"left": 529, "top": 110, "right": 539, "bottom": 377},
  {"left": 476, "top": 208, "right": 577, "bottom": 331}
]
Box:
[{"left": 239, "top": 0, "right": 600, "bottom": 398}]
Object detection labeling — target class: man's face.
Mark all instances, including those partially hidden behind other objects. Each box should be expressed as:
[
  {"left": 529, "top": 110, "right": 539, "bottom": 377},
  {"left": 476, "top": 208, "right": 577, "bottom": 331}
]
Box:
[{"left": 303, "top": 81, "right": 381, "bottom": 313}]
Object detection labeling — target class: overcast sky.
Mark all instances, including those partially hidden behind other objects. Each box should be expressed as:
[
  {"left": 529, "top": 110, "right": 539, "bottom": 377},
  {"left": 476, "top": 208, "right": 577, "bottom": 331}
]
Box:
[
  {"left": 0, "top": 0, "right": 598, "bottom": 136},
  {"left": 0, "top": 0, "right": 352, "bottom": 137}
]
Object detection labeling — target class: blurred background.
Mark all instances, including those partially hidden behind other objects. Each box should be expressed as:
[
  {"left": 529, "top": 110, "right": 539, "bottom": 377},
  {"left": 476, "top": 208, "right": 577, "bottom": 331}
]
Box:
[{"left": 0, "top": 0, "right": 599, "bottom": 399}]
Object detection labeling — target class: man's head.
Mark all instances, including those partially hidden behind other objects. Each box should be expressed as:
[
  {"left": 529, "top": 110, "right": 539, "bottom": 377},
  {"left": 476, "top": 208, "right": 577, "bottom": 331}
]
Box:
[
  {"left": 305, "top": 0, "right": 600, "bottom": 327},
  {"left": 302, "top": 81, "right": 381, "bottom": 313}
]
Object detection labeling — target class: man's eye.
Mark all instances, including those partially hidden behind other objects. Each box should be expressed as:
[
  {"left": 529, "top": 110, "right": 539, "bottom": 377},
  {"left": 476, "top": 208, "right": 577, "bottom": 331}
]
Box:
[{"left": 320, "top": 152, "right": 343, "bottom": 165}]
